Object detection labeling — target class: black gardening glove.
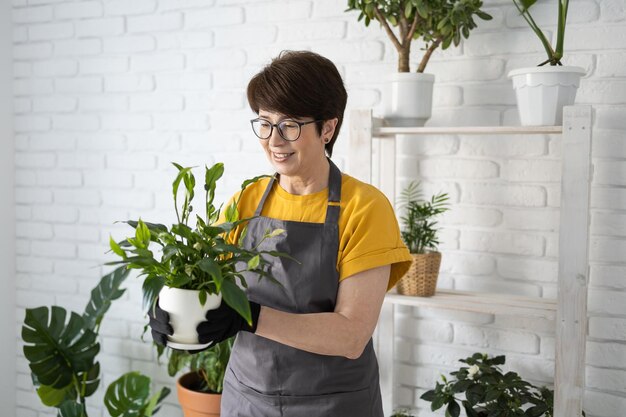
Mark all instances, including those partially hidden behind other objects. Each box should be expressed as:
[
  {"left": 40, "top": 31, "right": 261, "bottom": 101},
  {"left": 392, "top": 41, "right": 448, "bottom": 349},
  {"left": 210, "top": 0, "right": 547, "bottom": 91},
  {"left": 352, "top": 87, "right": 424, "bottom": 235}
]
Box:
[
  {"left": 197, "top": 299, "right": 261, "bottom": 346},
  {"left": 147, "top": 301, "right": 173, "bottom": 347}
]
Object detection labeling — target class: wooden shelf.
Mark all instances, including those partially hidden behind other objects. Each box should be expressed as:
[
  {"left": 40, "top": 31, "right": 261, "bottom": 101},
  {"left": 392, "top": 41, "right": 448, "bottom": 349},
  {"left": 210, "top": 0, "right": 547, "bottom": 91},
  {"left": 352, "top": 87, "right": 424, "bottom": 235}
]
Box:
[
  {"left": 373, "top": 123, "right": 563, "bottom": 136},
  {"left": 385, "top": 290, "right": 557, "bottom": 320}
]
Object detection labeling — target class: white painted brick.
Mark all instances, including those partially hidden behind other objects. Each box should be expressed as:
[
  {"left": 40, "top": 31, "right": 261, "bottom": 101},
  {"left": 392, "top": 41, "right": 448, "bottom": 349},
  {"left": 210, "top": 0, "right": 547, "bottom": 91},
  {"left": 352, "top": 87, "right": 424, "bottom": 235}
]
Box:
[
  {"left": 13, "top": 42, "right": 53, "bottom": 60},
  {"left": 568, "top": 25, "right": 626, "bottom": 51},
  {"left": 54, "top": 189, "right": 101, "bottom": 206},
  {"left": 189, "top": 48, "right": 245, "bottom": 69},
  {"left": 154, "top": 112, "right": 209, "bottom": 131},
  {"left": 412, "top": 343, "right": 484, "bottom": 367},
  {"left": 464, "top": 83, "right": 516, "bottom": 105},
  {"left": 32, "top": 59, "right": 77, "bottom": 77},
  {"left": 180, "top": 132, "right": 241, "bottom": 153},
  {"left": 420, "top": 158, "right": 499, "bottom": 179},
  {"left": 15, "top": 187, "right": 53, "bottom": 204},
  {"left": 465, "top": 29, "right": 549, "bottom": 56},
  {"left": 502, "top": 207, "right": 559, "bottom": 232},
  {"left": 185, "top": 91, "right": 243, "bottom": 112},
  {"left": 16, "top": 222, "right": 54, "bottom": 239},
  {"left": 155, "top": 31, "right": 214, "bottom": 50},
  {"left": 497, "top": 256, "right": 557, "bottom": 282},
  {"left": 13, "top": 6, "right": 53, "bottom": 23},
  {"left": 105, "top": 74, "right": 155, "bottom": 92},
  {"left": 587, "top": 341, "right": 626, "bottom": 369},
  {"left": 504, "top": 159, "right": 561, "bottom": 183},
  {"left": 15, "top": 408, "right": 37, "bottom": 417},
  {"left": 79, "top": 95, "right": 128, "bottom": 112},
  {"left": 429, "top": 108, "right": 501, "bottom": 126},
  {"left": 592, "top": 211, "right": 626, "bottom": 238},
  {"left": 246, "top": 1, "right": 310, "bottom": 22},
  {"left": 14, "top": 115, "right": 51, "bottom": 132},
  {"left": 13, "top": 26, "right": 28, "bottom": 43},
  {"left": 460, "top": 230, "right": 544, "bottom": 256},
  {"left": 15, "top": 169, "right": 37, "bottom": 186},
  {"left": 589, "top": 317, "right": 626, "bottom": 341},
  {"left": 540, "top": 336, "right": 555, "bottom": 360},
  {"left": 587, "top": 366, "right": 626, "bottom": 394},
  {"left": 316, "top": 40, "right": 384, "bottom": 63},
  {"left": 53, "top": 39, "right": 102, "bottom": 56},
  {"left": 159, "top": 0, "right": 214, "bottom": 11},
  {"left": 101, "top": 190, "right": 154, "bottom": 209},
  {"left": 75, "top": 17, "right": 125, "bottom": 37},
  {"left": 53, "top": 224, "right": 100, "bottom": 243},
  {"left": 101, "top": 113, "right": 152, "bottom": 130},
  {"left": 16, "top": 256, "right": 53, "bottom": 273},
  {"left": 454, "top": 324, "right": 539, "bottom": 353},
  {"left": 52, "top": 114, "right": 100, "bottom": 131},
  {"left": 77, "top": 242, "right": 112, "bottom": 261},
  {"left": 129, "top": 94, "right": 183, "bottom": 112},
  {"left": 106, "top": 154, "right": 157, "bottom": 171},
  {"left": 461, "top": 183, "right": 546, "bottom": 207},
  {"left": 506, "top": 1, "right": 599, "bottom": 28},
  {"left": 155, "top": 72, "right": 212, "bottom": 91},
  {"left": 130, "top": 53, "right": 185, "bottom": 72},
  {"left": 396, "top": 315, "right": 453, "bottom": 343},
  {"left": 594, "top": 160, "right": 626, "bottom": 186},
  {"left": 578, "top": 80, "right": 626, "bottom": 104},
  {"left": 441, "top": 207, "right": 502, "bottom": 229},
  {"left": 127, "top": 12, "right": 182, "bottom": 33},
  {"left": 57, "top": 152, "right": 105, "bottom": 169},
  {"left": 215, "top": 24, "right": 278, "bottom": 47},
  {"left": 14, "top": 134, "right": 29, "bottom": 151},
  {"left": 84, "top": 171, "right": 133, "bottom": 188},
  {"left": 80, "top": 57, "right": 128, "bottom": 74},
  {"left": 76, "top": 134, "right": 126, "bottom": 151},
  {"left": 590, "top": 236, "right": 626, "bottom": 264},
  {"left": 104, "top": 0, "right": 156, "bottom": 16},
  {"left": 429, "top": 59, "right": 506, "bottom": 83},
  {"left": 31, "top": 241, "right": 76, "bottom": 258},
  {"left": 440, "top": 251, "right": 496, "bottom": 275},
  {"left": 591, "top": 183, "right": 626, "bottom": 210},
  {"left": 600, "top": 0, "right": 626, "bottom": 22},
  {"left": 55, "top": 77, "right": 103, "bottom": 94},
  {"left": 588, "top": 289, "right": 626, "bottom": 316},
  {"left": 36, "top": 170, "right": 82, "bottom": 187},
  {"left": 593, "top": 129, "right": 626, "bottom": 158},
  {"left": 431, "top": 85, "right": 462, "bottom": 107},
  {"left": 29, "top": 133, "right": 75, "bottom": 150},
  {"left": 29, "top": 275, "right": 78, "bottom": 294},
  {"left": 15, "top": 206, "right": 32, "bottom": 221},
  {"left": 14, "top": 78, "right": 54, "bottom": 95},
  {"left": 13, "top": 62, "right": 32, "bottom": 78},
  {"left": 103, "top": 36, "right": 156, "bottom": 53},
  {"left": 184, "top": 7, "right": 243, "bottom": 29},
  {"left": 454, "top": 275, "right": 542, "bottom": 297},
  {"left": 15, "top": 152, "right": 55, "bottom": 168},
  {"left": 28, "top": 21, "right": 73, "bottom": 40},
  {"left": 277, "top": 20, "right": 346, "bottom": 42},
  {"left": 54, "top": 1, "right": 103, "bottom": 19},
  {"left": 597, "top": 52, "right": 626, "bottom": 77},
  {"left": 32, "top": 96, "right": 77, "bottom": 112},
  {"left": 55, "top": 259, "right": 101, "bottom": 277}
]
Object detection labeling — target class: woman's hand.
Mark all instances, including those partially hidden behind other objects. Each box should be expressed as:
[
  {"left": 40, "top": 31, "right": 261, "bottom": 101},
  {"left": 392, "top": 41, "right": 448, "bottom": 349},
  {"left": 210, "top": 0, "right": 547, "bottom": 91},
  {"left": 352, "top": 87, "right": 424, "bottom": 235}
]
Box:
[{"left": 196, "top": 300, "right": 261, "bottom": 345}]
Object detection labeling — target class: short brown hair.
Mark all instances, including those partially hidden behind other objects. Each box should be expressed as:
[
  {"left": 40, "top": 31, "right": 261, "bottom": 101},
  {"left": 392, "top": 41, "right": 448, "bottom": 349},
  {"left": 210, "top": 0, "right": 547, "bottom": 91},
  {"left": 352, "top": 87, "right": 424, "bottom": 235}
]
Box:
[{"left": 247, "top": 50, "right": 348, "bottom": 157}]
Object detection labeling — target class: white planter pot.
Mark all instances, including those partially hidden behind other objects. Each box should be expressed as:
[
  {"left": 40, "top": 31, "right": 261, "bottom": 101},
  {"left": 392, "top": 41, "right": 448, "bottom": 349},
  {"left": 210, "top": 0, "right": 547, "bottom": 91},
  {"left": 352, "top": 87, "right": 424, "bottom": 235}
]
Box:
[
  {"left": 508, "top": 66, "right": 585, "bottom": 126},
  {"left": 383, "top": 72, "right": 435, "bottom": 127},
  {"left": 158, "top": 286, "right": 222, "bottom": 349}
]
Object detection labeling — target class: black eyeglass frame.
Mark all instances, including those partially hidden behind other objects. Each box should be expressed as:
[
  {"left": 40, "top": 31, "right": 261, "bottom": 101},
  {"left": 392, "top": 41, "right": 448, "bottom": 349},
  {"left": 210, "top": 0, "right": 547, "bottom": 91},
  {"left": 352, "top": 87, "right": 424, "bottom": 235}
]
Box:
[{"left": 250, "top": 117, "right": 324, "bottom": 142}]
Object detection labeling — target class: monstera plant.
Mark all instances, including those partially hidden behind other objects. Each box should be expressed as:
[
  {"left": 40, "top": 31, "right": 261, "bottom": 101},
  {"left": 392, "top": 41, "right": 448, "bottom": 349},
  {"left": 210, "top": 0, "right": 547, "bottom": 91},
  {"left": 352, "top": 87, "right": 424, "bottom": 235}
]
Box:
[{"left": 21, "top": 267, "right": 170, "bottom": 417}]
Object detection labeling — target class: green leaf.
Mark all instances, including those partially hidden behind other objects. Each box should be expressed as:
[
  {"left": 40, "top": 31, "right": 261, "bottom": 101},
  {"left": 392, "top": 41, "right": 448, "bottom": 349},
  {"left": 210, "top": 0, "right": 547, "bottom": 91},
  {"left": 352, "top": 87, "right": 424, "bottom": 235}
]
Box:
[
  {"left": 104, "top": 371, "right": 150, "bottom": 417},
  {"left": 22, "top": 306, "right": 99, "bottom": 390},
  {"left": 267, "top": 228, "right": 286, "bottom": 238},
  {"left": 519, "top": 0, "right": 538, "bottom": 12},
  {"left": 199, "top": 290, "right": 207, "bottom": 306},
  {"left": 446, "top": 400, "right": 461, "bottom": 417},
  {"left": 83, "top": 267, "right": 129, "bottom": 331},
  {"left": 462, "top": 401, "right": 480, "bottom": 417},
  {"left": 142, "top": 275, "right": 165, "bottom": 313},
  {"left": 204, "top": 163, "right": 224, "bottom": 206},
  {"left": 143, "top": 386, "right": 171, "bottom": 416},
  {"left": 247, "top": 255, "right": 260, "bottom": 270},
  {"left": 57, "top": 401, "right": 85, "bottom": 417},
  {"left": 420, "top": 389, "right": 437, "bottom": 401},
  {"left": 37, "top": 384, "right": 74, "bottom": 407},
  {"left": 135, "top": 219, "right": 151, "bottom": 249},
  {"left": 110, "top": 236, "right": 126, "bottom": 258},
  {"left": 221, "top": 278, "right": 252, "bottom": 325},
  {"left": 81, "top": 361, "right": 101, "bottom": 398},
  {"left": 197, "top": 258, "right": 224, "bottom": 289},
  {"left": 431, "top": 394, "right": 446, "bottom": 411}
]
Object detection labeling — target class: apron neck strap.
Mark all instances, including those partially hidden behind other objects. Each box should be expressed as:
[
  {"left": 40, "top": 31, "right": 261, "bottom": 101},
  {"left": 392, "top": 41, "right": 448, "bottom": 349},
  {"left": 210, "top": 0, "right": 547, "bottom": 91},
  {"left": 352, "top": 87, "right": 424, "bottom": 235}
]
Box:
[{"left": 253, "top": 158, "right": 342, "bottom": 225}]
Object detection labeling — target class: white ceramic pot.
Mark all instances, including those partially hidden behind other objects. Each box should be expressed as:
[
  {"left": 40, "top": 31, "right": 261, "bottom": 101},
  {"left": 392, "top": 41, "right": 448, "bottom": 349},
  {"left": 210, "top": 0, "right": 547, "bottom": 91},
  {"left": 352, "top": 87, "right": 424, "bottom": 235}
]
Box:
[
  {"left": 508, "top": 66, "right": 585, "bottom": 126},
  {"left": 158, "top": 286, "right": 222, "bottom": 349},
  {"left": 383, "top": 72, "right": 435, "bottom": 127}
]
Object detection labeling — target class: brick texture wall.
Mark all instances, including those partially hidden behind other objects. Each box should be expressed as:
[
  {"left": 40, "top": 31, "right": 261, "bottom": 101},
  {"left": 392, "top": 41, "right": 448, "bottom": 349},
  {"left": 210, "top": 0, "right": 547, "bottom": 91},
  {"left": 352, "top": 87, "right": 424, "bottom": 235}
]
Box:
[{"left": 10, "top": 0, "right": 626, "bottom": 416}]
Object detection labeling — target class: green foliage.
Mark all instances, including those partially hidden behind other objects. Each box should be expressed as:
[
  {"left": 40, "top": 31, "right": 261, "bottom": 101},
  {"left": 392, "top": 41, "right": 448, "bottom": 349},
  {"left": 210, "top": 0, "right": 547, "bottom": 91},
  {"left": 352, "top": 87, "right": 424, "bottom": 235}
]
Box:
[
  {"left": 109, "top": 162, "right": 291, "bottom": 325},
  {"left": 391, "top": 408, "right": 416, "bottom": 417},
  {"left": 346, "top": 0, "right": 492, "bottom": 72},
  {"left": 420, "top": 353, "right": 585, "bottom": 417},
  {"left": 398, "top": 181, "right": 450, "bottom": 254},
  {"left": 512, "top": 0, "right": 570, "bottom": 65},
  {"left": 104, "top": 372, "right": 171, "bottom": 417},
  {"left": 21, "top": 268, "right": 169, "bottom": 417}
]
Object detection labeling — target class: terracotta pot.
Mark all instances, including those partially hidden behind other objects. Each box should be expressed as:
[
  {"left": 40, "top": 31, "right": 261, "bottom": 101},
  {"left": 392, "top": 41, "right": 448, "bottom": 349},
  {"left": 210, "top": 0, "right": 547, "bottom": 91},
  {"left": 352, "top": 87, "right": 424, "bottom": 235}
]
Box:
[{"left": 177, "top": 372, "right": 222, "bottom": 417}]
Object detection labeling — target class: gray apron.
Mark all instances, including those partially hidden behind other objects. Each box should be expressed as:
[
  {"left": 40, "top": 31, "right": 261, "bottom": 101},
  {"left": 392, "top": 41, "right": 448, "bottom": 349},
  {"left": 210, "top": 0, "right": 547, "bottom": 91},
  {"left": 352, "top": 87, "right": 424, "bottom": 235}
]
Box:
[{"left": 222, "top": 159, "right": 383, "bottom": 417}]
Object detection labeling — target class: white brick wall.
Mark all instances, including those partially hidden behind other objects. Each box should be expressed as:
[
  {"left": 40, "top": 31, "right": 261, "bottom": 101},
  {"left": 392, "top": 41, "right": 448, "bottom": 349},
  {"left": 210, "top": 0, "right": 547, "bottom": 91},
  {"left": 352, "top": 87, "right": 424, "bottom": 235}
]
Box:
[{"left": 9, "top": 0, "right": 626, "bottom": 416}]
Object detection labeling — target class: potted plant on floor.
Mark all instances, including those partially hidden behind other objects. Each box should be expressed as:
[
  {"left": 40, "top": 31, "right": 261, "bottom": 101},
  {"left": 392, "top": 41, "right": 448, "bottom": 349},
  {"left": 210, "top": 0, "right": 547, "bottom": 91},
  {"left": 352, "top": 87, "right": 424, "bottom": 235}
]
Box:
[
  {"left": 346, "top": 0, "right": 492, "bottom": 126},
  {"left": 508, "top": 0, "right": 585, "bottom": 126},
  {"left": 21, "top": 267, "right": 170, "bottom": 417},
  {"left": 109, "top": 162, "right": 288, "bottom": 350},
  {"left": 396, "top": 181, "right": 449, "bottom": 296}
]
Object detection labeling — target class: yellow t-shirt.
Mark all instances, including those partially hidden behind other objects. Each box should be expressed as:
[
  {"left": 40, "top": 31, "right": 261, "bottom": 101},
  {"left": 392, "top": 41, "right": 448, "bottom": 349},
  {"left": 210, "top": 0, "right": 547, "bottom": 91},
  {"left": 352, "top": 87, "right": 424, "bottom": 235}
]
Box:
[{"left": 222, "top": 173, "right": 412, "bottom": 291}]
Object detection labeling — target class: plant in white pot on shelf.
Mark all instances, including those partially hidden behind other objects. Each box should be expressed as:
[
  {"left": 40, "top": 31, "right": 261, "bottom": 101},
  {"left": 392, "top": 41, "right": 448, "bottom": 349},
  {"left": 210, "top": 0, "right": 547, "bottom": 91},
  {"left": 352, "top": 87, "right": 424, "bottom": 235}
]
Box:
[
  {"left": 508, "top": 0, "right": 585, "bottom": 126},
  {"left": 109, "top": 162, "right": 288, "bottom": 350},
  {"left": 346, "top": 0, "right": 492, "bottom": 126}
]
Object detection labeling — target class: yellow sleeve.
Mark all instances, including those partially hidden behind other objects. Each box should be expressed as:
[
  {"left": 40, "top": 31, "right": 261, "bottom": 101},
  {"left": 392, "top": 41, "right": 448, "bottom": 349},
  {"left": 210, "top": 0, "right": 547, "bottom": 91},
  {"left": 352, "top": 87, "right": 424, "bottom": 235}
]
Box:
[{"left": 338, "top": 184, "right": 413, "bottom": 291}]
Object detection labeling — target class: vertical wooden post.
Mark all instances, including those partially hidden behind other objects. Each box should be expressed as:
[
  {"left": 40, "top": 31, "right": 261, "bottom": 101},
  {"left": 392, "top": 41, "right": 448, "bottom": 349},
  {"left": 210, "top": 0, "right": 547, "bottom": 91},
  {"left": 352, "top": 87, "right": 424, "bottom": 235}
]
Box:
[{"left": 554, "top": 105, "right": 592, "bottom": 417}]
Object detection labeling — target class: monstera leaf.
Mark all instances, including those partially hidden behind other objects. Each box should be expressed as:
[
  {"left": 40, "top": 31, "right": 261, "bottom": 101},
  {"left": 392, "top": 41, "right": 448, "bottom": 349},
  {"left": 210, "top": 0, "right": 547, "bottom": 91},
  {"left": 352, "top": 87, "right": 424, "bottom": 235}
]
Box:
[
  {"left": 57, "top": 401, "right": 86, "bottom": 417},
  {"left": 22, "top": 306, "right": 99, "bottom": 390},
  {"left": 104, "top": 372, "right": 171, "bottom": 417},
  {"left": 83, "top": 267, "right": 129, "bottom": 331}
]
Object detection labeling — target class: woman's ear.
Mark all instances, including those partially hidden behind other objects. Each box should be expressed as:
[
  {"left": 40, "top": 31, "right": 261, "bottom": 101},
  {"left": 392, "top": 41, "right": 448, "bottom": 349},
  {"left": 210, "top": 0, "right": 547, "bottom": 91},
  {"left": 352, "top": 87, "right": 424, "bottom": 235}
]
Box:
[{"left": 323, "top": 118, "right": 339, "bottom": 139}]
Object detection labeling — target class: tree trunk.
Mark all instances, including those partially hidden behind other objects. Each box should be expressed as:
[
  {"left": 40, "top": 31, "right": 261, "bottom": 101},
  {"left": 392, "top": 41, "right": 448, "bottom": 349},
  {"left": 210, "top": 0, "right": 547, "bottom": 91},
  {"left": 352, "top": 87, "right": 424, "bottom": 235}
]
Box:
[{"left": 398, "top": 47, "right": 410, "bottom": 72}]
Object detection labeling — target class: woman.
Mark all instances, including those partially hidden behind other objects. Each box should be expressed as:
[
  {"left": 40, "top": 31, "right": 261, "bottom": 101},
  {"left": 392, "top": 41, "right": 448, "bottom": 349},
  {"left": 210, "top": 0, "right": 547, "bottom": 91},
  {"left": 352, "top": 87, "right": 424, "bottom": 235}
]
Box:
[{"left": 150, "top": 50, "right": 412, "bottom": 417}]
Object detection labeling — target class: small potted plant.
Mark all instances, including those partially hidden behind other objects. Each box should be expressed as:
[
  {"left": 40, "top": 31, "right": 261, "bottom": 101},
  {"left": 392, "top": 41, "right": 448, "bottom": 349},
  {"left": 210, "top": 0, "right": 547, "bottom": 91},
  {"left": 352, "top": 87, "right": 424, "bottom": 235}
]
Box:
[
  {"left": 156, "top": 339, "right": 232, "bottom": 417},
  {"left": 21, "top": 267, "right": 170, "bottom": 417},
  {"left": 508, "top": 0, "right": 585, "bottom": 126},
  {"left": 109, "top": 162, "right": 288, "bottom": 350},
  {"left": 396, "top": 181, "right": 449, "bottom": 296},
  {"left": 420, "top": 352, "right": 586, "bottom": 417},
  {"left": 346, "top": 0, "right": 492, "bottom": 126}
]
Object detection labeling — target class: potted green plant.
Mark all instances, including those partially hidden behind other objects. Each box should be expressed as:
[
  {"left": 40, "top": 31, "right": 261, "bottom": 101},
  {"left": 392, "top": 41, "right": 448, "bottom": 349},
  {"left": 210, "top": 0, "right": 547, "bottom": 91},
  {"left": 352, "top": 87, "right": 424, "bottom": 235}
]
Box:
[
  {"left": 21, "top": 267, "right": 170, "bottom": 417},
  {"left": 508, "top": 0, "right": 585, "bottom": 126},
  {"left": 397, "top": 181, "right": 449, "bottom": 296},
  {"left": 420, "top": 352, "right": 586, "bottom": 417},
  {"left": 109, "top": 162, "right": 288, "bottom": 350},
  {"left": 346, "top": 0, "right": 492, "bottom": 126}
]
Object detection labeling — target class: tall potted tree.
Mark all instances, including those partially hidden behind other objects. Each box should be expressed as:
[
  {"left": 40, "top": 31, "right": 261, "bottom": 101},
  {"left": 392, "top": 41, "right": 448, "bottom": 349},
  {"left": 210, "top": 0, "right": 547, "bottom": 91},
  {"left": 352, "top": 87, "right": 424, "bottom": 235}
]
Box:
[
  {"left": 346, "top": 0, "right": 492, "bottom": 126},
  {"left": 508, "top": 0, "right": 585, "bottom": 126}
]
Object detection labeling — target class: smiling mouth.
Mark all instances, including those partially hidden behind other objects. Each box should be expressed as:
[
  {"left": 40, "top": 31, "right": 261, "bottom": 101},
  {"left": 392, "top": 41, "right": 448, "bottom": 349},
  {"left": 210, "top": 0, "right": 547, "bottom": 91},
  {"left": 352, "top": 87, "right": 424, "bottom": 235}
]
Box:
[{"left": 272, "top": 152, "right": 294, "bottom": 161}]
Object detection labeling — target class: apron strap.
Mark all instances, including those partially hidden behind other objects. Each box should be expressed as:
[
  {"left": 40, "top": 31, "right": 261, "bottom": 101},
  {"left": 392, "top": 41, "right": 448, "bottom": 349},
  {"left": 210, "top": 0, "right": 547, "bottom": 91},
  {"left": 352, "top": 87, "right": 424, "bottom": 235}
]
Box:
[{"left": 253, "top": 158, "right": 343, "bottom": 225}]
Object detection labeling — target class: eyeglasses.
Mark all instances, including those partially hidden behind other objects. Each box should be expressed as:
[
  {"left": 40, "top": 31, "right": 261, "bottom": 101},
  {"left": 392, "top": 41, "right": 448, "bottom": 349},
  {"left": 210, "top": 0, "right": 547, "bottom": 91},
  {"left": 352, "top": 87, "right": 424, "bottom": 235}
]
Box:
[{"left": 250, "top": 118, "right": 323, "bottom": 142}]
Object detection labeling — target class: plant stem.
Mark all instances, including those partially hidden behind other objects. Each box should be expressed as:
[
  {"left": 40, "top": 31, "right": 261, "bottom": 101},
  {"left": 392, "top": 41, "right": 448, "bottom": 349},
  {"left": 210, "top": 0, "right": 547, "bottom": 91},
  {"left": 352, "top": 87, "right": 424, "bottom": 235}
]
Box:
[
  {"left": 417, "top": 37, "right": 442, "bottom": 73},
  {"left": 512, "top": 0, "right": 556, "bottom": 64}
]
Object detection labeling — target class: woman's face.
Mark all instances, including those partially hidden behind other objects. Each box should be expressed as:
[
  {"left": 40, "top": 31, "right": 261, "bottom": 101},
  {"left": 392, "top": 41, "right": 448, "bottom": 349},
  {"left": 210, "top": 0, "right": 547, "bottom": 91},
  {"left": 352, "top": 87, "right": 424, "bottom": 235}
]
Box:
[{"left": 257, "top": 109, "right": 335, "bottom": 179}]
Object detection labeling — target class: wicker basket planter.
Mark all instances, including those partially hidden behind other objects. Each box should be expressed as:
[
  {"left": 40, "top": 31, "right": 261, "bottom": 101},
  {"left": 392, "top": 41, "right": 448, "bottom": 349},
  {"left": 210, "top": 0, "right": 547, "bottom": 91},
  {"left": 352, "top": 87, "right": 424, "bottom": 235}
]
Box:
[{"left": 396, "top": 251, "right": 442, "bottom": 297}]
